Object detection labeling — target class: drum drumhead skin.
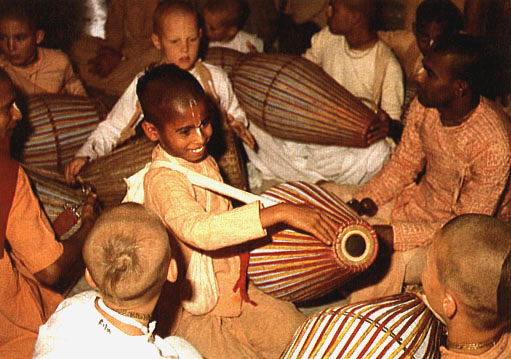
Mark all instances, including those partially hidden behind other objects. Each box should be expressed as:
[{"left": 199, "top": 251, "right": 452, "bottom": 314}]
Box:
[{"left": 248, "top": 182, "right": 378, "bottom": 303}]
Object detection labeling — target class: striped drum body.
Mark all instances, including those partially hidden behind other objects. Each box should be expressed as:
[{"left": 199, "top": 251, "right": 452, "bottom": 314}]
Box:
[
  {"left": 281, "top": 293, "right": 444, "bottom": 359},
  {"left": 79, "top": 136, "right": 155, "bottom": 208},
  {"left": 22, "top": 165, "right": 87, "bottom": 241},
  {"left": 229, "top": 52, "right": 379, "bottom": 147},
  {"left": 203, "top": 47, "right": 244, "bottom": 76},
  {"left": 20, "top": 95, "right": 105, "bottom": 171},
  {"left": 248, "top": 182, "right": 378, "bottom": 302}
]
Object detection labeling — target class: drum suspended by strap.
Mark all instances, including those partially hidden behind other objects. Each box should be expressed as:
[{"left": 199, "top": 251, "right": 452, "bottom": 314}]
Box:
[
  {"left": 229, "top": 52, "right": 380, "bottom": 147},
  {"left": 281, "top": 292, "right": 444, "bottom": 359},
  {"left": 248, "top": 182, "right": 378, "bottom": 303},
  {"left": 22, "top": 164, "right": 89, "bottom": 241},
  {"left": 203, "top": 47, "right": 244, "bottom": 76},
  {"left": 19, "top": 95, "right": 106, "bottom": 171},
  {"left": 78, "top": 136, "right": 155, "bottom": 208}
]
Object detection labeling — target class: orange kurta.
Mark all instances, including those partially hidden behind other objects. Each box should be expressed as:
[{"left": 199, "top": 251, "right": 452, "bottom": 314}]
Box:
[
  {"left": 355, "top": 97, "right": 511, "bottom": 251},
  {"left": 0, "top": 47, "right": 87, "bottom": 96},
  {"left": 0, "top": 167, "right": 63, "bottom": 359}
]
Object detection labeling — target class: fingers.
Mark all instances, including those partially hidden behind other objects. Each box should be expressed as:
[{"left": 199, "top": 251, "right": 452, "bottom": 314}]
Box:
[
  {"left": 65, "top": 157, "right": 88, "bottom": 186},
  {"left": 241, "top": 129, "right": 256, "bottom": 150},
  {"left": 246, "top": 41, "right": 257, "bottom": 54},
  {"left": 80, "top": 193, "right": 99, "bottom": 227}
]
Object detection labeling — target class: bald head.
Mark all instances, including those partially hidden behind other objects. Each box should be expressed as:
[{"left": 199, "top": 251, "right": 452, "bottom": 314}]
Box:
[
  {"left": 153, "top": 0, "right": 198, "bottom": 36},
  {"left": 137, "top": 64, "right": 211, "bottom": 130},
  {"left": 83, "top": 203, "right": 171, "bottom": 307},
  {"left": 435, "top": 214, "right": 511, "bottom": 329}
]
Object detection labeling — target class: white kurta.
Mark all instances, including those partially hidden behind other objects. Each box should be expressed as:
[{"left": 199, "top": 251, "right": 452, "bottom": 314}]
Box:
[
  {"left": 75, "top": 61, "right": 247, "bottom": 160},
  {"left": 209, "top": 31, "right": 264, "bottom": 53},
  {"left": 244, "top": 28, "right": 404, "bottom": 185}
]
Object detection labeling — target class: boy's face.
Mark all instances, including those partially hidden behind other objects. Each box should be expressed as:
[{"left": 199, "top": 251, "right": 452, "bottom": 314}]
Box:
[
  {"left": 0, "top": 18, "right": 43, "bottom": 67},
  {"left": 327, "top": 0, "right": 356, "bottom": 35},
  {"left": 152, "top": 12, "right": 202, "bottom": 71},
  {"left": 146, "top": 99, "right": 213, "bottom": 162},
  {"left": 0, "top": 79, "right": 22, "bottom": 141},
  {"left": 203, "top": 10, "right": 233, "bottom": 43},
  {"left": 416, "top": 52, "right": 457, "bottom": 110},
  {"left": 414, "top": 21, "right": 445, "bottom": 57}
]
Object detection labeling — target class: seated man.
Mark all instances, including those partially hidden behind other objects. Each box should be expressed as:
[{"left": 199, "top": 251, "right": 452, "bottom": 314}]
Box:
[
  {"left": 33, "top": 203, "right": 203, "bottom": 359},
  {"left": 421, "top": 214, "right": 511, "bottom": 357},
  {"left": 0, "top": 67, "right": 96, "bottom": 359},
  {"left": 244, "top": 0, "right": 404, "bottom": 187},
  {"left": 326, "top": 33, "right": 511, "bottom": 302}
]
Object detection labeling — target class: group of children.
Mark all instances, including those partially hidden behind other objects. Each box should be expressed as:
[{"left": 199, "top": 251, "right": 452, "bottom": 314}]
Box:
[{"left": 1, "top": 0, "right": 511, "bottom": 358}]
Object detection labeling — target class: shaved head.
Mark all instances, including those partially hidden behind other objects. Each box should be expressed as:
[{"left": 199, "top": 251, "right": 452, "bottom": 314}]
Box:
[
  {"left": 83, "top": 203, "right": 171, "bottom": 307},
  {"left": 435, "top": 214, "right": 511, "bottom": 329}
]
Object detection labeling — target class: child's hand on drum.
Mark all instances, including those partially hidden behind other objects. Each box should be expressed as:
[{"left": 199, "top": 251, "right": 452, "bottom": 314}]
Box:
[
  {"left": 227, "top": 114, "right": 256, "bottom": 149},
  {"left": 65, "top": 157, "right": 88, "bottom": 185},
  {"left": 260, "top": 203, "right": 338, "bottom": 246},
  {"left": 367, "top": 109, "right": 391, "bottom": 145}
]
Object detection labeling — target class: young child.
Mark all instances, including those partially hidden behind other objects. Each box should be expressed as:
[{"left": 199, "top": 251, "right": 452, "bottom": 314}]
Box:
[
  {"left": 243, "top": 0, "right": 404, "bottom": 187},
  {"left": 33, "top": 203, "right": 204, "bottom": 359},
  {"left": 137, "top": 64, "right": 337, "bottom": 359},
  {"left": 378, "top": 0, "right": 464, "bottom": 81},
  {"left": 65, "top": 0, "right": 254, "bottom": 185},
  {"left": 0, "top": 2, "right": 87, "bottom": 96},
  {"left": 421, "top": 214, "right": 511, "bottom": 358},
  {"left": 202, "top": 0, "right": 264, "bottom": 53}
]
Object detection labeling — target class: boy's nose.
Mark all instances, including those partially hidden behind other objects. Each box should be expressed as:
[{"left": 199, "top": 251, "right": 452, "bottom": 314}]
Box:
[
  {"left": 7, "top": 38, "right": 16, "bottom": 51},
  {"left": 193, "top": 127, "right": 207, "bottom": 144},
  {"left": 182, "top": 41, "right": 189, "bottom": 53}
]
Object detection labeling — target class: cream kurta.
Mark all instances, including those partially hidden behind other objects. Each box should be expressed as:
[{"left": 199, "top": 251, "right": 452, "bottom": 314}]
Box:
[
  {"left": 356, "top": 97, "right": 511, "bottom": 251},
  {"left": 0, "top": 47, "right": 87, "bottom": 96}
]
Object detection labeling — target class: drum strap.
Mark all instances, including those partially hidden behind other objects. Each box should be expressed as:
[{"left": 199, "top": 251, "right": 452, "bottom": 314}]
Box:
[{"left": 0, "top": 139, "right": 20, "bottom": 259}]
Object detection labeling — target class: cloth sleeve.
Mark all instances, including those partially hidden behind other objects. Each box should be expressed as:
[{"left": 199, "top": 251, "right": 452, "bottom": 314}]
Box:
[
  {"left": 75, "top": 75, "right": 141, "bottom": 159},
  {"left": 302, "top": 27, "right": 327, "bottom": 65},
  {"left": 355, "top": 98, "right": 426, "bottom": 205},
  {"left": 210, "top": 66, "right": 248, "bottom": 127},
  {"left": 145, "top": 168, "right": 266, "bottom": 251},
  {"left": 6, "top": 167, "right": 62, "bottom": 274},
  {"left": 380, "top": 53, "right": 404, "bottom": 121},
  {"left": 62, "top": 55, "right": 87, "bottom": 96}
]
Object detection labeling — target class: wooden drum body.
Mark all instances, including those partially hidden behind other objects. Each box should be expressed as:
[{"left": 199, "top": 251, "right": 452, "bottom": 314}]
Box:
[
  {"left": 20, "top": 95, "right": 106, "bottom": 171},
  {"left": 248, "top": 182, "right": 378, "bottom": 302},
  {"left": 281, "top": 292, "right": 444, "bottom": 359}
]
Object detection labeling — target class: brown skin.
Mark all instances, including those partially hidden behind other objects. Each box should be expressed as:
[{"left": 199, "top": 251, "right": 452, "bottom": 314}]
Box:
[
  {"left": 88, "top": 46, "right": 123, "bottom": 78},
  {"left": 34, "top": 194, "right": 98, "bottom": 287}
]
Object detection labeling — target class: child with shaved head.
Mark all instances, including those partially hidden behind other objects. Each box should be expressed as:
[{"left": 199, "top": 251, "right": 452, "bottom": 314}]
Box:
[
  {"left": 33, "top": 203, "right": 203, "bottom": 359},
  {"left": 421, "top": 214, "right": 511, "bottom": 358}
]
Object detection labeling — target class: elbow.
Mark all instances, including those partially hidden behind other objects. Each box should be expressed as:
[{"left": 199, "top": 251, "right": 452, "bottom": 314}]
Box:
[{"left": 34, "top": 262, "right": 62, "bottom": 287}]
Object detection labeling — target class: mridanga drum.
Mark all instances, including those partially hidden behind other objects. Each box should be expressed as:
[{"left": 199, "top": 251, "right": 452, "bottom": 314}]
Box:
[
  {"left": 229, "top": 52, "right": 380, "bottom": 147},
  {"left": 203, "top": 47, "right": 244, "bottom": 76},
  {"left": 281, "top": 292, "right": 444, "bottom": 359},
  {"left": 20, "top": 95, "right": 106, "bottom": 171},
  {"left": 248, "top": 182, "right": 378, "bottom": 302}
]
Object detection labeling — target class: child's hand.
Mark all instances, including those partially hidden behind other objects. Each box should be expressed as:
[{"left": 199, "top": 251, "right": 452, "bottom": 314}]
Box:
[
  {"left": 227, "top": 114, "right": 256, "bottom": 149},
  {"left": 261, "top": 203, "right": 338, "bottom": 246},
  {"left": 64, "top": 157, "right": 88, "bottom": 185},
  {"left": 246, "top": 41, "right": 258, "bottom": 54},
  {"left": 366, "top": 109, "right": 391, "bottom": 145}
]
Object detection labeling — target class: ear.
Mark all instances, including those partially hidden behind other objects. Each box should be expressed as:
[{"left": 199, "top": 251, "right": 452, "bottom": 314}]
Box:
[
  {"left": 166, "top": 258, "right": 178, "bottom": 283},
  {"left": 85, "top": 269, "right": 98, "bottom": 289},
  {"left": 442, "top": 290, "right": 458, "bottom": 319},
  {"left": 142, "top": 121, "right": 160, "bottom": 142},
  {"left": 454, "top": 79, "right": 469, "bottom": 97},
  {"left": 35, "top": 30, "right": 45, "bottom": 45},
  {"left": 151, "top": 33, "right": 162, "bottom": 51}
]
